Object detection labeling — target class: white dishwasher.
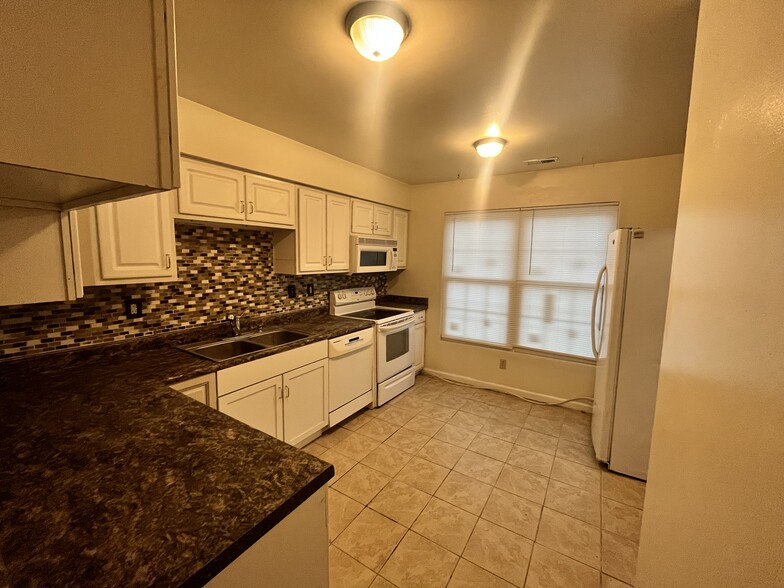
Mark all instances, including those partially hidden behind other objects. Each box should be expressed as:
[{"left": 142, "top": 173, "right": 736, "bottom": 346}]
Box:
[{"left": 328, "top": 327, "right": 375, "bottom": 426}]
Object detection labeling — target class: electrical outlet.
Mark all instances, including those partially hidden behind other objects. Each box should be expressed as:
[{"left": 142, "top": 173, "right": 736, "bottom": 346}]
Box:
[
  {"left": 499, "top": 359, "right": 507, "bottom": 370},
  {"left": 306, "top": 283, "right": 314, "bottom": 296},
  {"left": 287, "top": 284, "right": 296, "bottom": 298},
  {"left": 125, "top": 299, "right": 143, "bottom": 319}
]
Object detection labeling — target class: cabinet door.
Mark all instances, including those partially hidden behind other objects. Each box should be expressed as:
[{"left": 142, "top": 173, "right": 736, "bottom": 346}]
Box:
[
  {"left": 179, "top": 159, "right": 245, "bottom": 221},
  {"left": 170, "top": 374, "right": 217, "bottom": 408},
  {"left": 219, "top": 376, "right": 284, "bottom": 440},
  {"left": 245, "top": 174, "right": 296, "bottom": 227},
  {"left": 414, "top": 320, "right": 426, "bottom": 372},
  {"left": 351, "top": 200, "right": 374, "bottom": 235},
  {"left": 393, "top": 209, "right": 409, "bottom": 268},
  {"left": 326, "top": 194, "right": 350, "bottom": 272},
  {"left": 95, "top": 192, "right": 176, "bottom": 280},
  {"left": 297, "top": 189, "right": 327, "bottom": 273},
  {"left": 373, "top": 205, "right": 394, "bottom": 237},
  {"left": 283, "top": 359, "right": 328, "bottom": 447}
]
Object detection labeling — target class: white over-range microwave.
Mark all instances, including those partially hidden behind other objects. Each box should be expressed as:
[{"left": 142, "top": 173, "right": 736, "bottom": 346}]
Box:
[{"left": 349, "top": 236, "right": 398, "bottom": 273}]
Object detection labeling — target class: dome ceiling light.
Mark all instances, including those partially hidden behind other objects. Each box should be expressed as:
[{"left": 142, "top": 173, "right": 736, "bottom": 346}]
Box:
[
  {"left": 472, "top": 136, "right": 508, "bottom": 158},
  {"left": 345, "top": 1, "right": 411, "bottom": 62}
]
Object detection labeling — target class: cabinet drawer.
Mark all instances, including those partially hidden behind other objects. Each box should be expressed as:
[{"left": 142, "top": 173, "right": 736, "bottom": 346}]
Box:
[{"left": 217, "top": 341, "right": 328, "bottom": 396}]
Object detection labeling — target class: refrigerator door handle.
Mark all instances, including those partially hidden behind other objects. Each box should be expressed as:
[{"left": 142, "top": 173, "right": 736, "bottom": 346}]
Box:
[{"left": 591, "top": 265, "right": 608, "bottom": 358}]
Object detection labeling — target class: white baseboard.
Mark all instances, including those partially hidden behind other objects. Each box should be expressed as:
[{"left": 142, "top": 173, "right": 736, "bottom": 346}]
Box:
[{"left": 421, "top": 368, "right": 593, "bottom": 413}]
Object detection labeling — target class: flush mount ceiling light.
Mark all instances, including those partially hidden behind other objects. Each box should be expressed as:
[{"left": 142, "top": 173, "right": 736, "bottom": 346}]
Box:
[
  {"left": 472, "top": 136, "right": 508, "bottom": 158},
  {"left": 345, "top": 1, "right": 411, "bottom": 62}
]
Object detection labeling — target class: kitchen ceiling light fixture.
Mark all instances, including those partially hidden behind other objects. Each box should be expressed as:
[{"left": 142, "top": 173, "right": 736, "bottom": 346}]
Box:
[
  {"left": 472, "top": 136, "right": 508, "bottom": 158},
  {"left": 345, "top": 1, "right": 411, "bottom": 62}
]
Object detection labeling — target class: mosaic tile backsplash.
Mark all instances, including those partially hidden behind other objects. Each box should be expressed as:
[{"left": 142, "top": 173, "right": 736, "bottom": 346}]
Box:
[{"left": 0, "top": 224, "right": 386, "bottom": 358}]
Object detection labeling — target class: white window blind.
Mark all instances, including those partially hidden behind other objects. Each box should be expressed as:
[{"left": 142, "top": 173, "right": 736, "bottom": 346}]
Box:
[{"left": 442, "top": 204, "right": 618, "bottom": 359}]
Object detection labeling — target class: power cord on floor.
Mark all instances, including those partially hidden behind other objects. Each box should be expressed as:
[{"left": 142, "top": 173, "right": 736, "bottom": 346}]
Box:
[{"left": 426, "top": 372, "right": 594, "bottom": 409}]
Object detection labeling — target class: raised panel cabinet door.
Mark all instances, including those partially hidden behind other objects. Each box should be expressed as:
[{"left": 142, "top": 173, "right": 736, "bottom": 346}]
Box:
[
  {"left": 393, "top": 209, "right": 408, "bottom": 268},
  {"left": 414, "top": 320, "right": 425, "bottom": 371},
  {"left": 244, "top": 174, "right": 296, "bottom": 227},
  {"left": 350, "top": 199, "right": 374, "bottom": 235},
  {"left": 326, "top": 194, "right": 350, "bottom": 272},
  {"left": 170, "top": 374, "right": 217, "bottom": 408},
  {"left": 179, "top": 159, "right": 245, "bottom": 220},
  {"left": 373, "top": 205, "right": 394, "bottom": 237},
  {"left": 297, "top": 189, "right": 327, "bottom": 273},
  {"left": 283, "top": 359, "right": 328, "bottom": 447},
  {"left": 95, "top": 192, "right": 176, "bottom": 280},
  {"left": 218, "top": 376, "right": 284, "bottom": 441}
]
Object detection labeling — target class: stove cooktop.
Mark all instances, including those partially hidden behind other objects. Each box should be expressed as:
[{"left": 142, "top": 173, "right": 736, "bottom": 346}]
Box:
[{"left": 344, "top": 307, "right": 410, "bottom": 321}]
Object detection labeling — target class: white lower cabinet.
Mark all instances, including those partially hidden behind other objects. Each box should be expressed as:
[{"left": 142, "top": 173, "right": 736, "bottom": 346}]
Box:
[
  {"left": 170, "top": 373, "right": 217, "bottom": 408},
  {"left": 216, "top": 342, "right": 329, "bottom": 447},
  {"left": 413, "top": 310, "right": 426, "bottom": 373}
]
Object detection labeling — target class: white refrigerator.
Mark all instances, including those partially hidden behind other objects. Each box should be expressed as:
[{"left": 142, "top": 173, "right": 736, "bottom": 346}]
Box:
[{"left": 591, "top": 228, "right": 675, "bottom": 480}]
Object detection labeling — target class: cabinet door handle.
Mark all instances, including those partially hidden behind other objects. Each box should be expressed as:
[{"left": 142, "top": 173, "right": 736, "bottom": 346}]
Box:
[
  {"left": 328, "top": 256, "right": 332, "bottom": 266},
  {"left": 323, "top": 256, "right": 327, "bottom": 267},
  {"left": 285, "top": 385, "right": 290, "bottom": 398},
  {"left": 165, "top": 254, "right": 171, "bottom": 269},
  {"left": 248, "top": 201, "right": 254, "bottom": 214},
  {"left": 277, "top": 385, "right": 283, "bottom": 400},
  {"left": 240, "top": 201, "right": 245, "bottom": 213}
]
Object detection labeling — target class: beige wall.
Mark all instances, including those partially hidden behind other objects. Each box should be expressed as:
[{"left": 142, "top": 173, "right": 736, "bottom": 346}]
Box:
[
  {"left": 636, "top": 2, "right": 784, "bottom": 586},
  {"left": 178, "top": 97, "right": 411, "bottom": 209},
  {"left": 388, "top": 154, "right": 683, "bottom": 403}
]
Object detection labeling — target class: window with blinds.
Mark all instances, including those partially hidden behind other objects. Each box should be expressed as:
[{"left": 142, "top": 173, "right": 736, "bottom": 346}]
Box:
[{"left": 442, "top": 203, "right": 618, "bottom": 359}]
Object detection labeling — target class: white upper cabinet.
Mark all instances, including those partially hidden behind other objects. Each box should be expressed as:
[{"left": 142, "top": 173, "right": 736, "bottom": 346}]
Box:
[
  {"left": 176, "top": 158, "right": 296, "bottom": 229},
  {"left": 0, "top": 0, "right": 179, "bottom": 210},
  {"left": 326, "top": 195, "right": 351, "bottom": 272},
  {"left": 393, "top": 209, "right": 409, "bottom": 268},
  {"left": 298, "top": 190, "right": 328, "bottom": 273},
  {"left": 77, "top": 193, "right": 178, "bottom": 285},
  {"left": 351, "top": 201, "right": 394, "bottom": 237}
]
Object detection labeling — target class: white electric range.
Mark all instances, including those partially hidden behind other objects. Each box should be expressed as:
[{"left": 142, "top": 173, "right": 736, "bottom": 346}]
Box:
[{"left": 330, "top": 287, "right": 416, "bottom": 406}]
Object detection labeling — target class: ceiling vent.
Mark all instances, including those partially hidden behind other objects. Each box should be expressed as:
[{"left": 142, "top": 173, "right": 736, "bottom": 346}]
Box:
[{"left": 524, "top": 157, "right": 560, "bottom": 166}]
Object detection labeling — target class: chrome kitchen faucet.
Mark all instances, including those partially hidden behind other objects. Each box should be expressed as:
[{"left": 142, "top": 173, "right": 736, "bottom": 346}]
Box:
[{"left": 226, "top": 312, "right": 246, "bottom": 337}]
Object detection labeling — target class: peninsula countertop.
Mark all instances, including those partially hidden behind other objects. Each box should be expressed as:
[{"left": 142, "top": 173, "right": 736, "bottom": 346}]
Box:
[{"left": 0, "top": 310, "right": 370, "bottom": 587}]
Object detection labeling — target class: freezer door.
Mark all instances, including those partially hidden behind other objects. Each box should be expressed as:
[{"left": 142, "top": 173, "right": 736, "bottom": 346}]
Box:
[{"left": 591, "top": 229, "right": 630, "bottom": 462}]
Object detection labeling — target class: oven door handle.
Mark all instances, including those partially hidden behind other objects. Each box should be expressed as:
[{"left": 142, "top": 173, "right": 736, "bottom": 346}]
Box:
[{"left": 378, "top": 316, "right": 416, "bottom": 333}]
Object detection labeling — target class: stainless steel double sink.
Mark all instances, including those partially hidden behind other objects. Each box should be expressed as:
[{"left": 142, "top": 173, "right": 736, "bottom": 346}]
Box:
[{"left": 179, "top": 330, "right": 310, "bottom": 362}]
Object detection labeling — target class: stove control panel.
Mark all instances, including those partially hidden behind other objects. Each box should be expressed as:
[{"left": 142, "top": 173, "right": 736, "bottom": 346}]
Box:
[{"left": 331, "top": 287, "right": 377, "bottom": 306}]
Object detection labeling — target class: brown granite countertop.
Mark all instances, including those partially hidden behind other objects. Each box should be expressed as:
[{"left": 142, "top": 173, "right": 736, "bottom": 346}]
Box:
[
  {"left": 377, "top": 294, "right": 428, "bottom": 313},
  {"left": 0, "top": 309, "right": 371, "bottom": 587}
]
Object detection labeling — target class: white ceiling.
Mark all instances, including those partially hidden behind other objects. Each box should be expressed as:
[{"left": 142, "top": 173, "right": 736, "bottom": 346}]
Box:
[{"left": 175, "top": 0, "right": 699, "bottom": 185}]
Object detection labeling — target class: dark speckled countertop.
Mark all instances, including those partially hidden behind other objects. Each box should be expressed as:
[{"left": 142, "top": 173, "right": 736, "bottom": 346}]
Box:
[
  {"left": 377, "top": 295, "right": 428, "bottom": 313},
  {"left": 0, "top": 309, "right": 372, "bottom": 587}
]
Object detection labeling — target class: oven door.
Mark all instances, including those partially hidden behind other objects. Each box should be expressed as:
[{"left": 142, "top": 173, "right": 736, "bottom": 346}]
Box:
[
  {"left": 376, "top": 315, "right": 415, "bottom": 382},
  {"left": 351, "top": 245, "right": 395, "bottom": 273}
]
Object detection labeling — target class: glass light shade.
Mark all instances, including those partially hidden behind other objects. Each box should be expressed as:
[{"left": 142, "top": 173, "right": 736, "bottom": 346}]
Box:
[
  {"left": 473, "top": 137, "right": 508, "bottom": 158},
  {"left": 350, "top": 15, "right": 405, "bottom": 61}
]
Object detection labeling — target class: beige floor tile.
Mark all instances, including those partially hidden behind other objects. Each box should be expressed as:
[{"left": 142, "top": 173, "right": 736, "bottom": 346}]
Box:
[
  {"left": 481, "top": 487, "right": 541, "bottom": 540},
  {"left": 332, "top": 463, "right": 391, "bottom": 505},
  {"left": 524, "top": 543, "right": 600, "bottom": 588},
  {"left": 319, "top": 426, "right": 354, "bottom": 448},
  {"left": 434, "top": 423, "right": 478, "bottom": 448},
  {"left": 486, "top": 405, "right": 527, "bottom": 427},
  {"left": 528, "top": 405, "right": 568, "bottom": 422},
  {"left": 342, "top": 411, "right": 376, "bottom": 432},
  {"left": 495, "top": 464, "right": 549, "bottom": 505},
  {"left": 333, "top": 432, "right": 382, "bottom": 461},
  {"left": 418, "top": 438, "right": 466, "bottom": 468},
  {"left": 449, "top": 410, "right": 488, "bottom": 432},
  {"left": 302, "top": 441, "right": 328, "bottom": 457},
  {"left": 393, "top": 394, "right": 431, "bottom": 413},
  {"left": 369, "top": 480, "right": 431, "bottom": 527},
  {"left": 469, "top": 433, "right": 514, "bottom": 461},
  {"left": 385, "top": 427, "right": 430, "bottom": 454},
  {"left": 329, "top": 488, "right": 365, "bottom": 541},
  {"left": 523, "top": 415, "right": 563, "bottom": 437},
  {"left": 404, "top": 414, "right": 446, "bottom": 437},
  {"left": 461, "top": 399, "right": 499, "bottom": 419},
  {"left": 329, "top": 545, "right": 377, "bottom": 588},
  {"left": 601, "top": 573, "right": 632, "bottom": 587},
  {"left": 448, "top": 559, "right": 515, "bottom": 588},
  {"left": 453, "top": 450, "right": 504, "bottom": 484},
  {"left": 412, "top": 496, "right": 478, "bottom": 554},
  {"left": 550, "top": 458, "right": 601, "bottom": 494},
  {"left": 431, "top": 392, "right": 469, "bottom": 410},
  {"left": 601, "top": 498, "right": 643, "bottom": 542},
  {"left": 507, "top": 445, "right": 555, "bottom": 477},
  {"left": 560, "top": 420, "right": 592, "bottom": 446},
  {"left": 395, "top": 456, "right": 451, "bottom": 494},
  {"left": 463, "top": 519, "right": 533, "bottom": 587},
  {"left": 556, "top": 439, "right": 600, "bottom": 468},
  {"left": 435, "top": 470, "right": 493, "bottom": 515},
  {"left": 380, "top": 531, "right": 459, "bottom": 588},
  {"left": 361, "top": 443, "right": 414, "bottom": 477},
  {"left": 544, "top": 479, "right": 601, "bottom": 526},
  {"left": 355, "top": 418, "right": 401, "bottom": 442},
  {"left": 334, "top": 509, "right": 406, "bottom": 572},
  {"left": 535, "top": 508, "right": 601, "bottom": 569},
  {"left": 515, "top": 429, "right": 559, "bottom": 456},
  {"left": 321, "top": 449, "right": 359, "bottom": 486},
  {"left": 370, "top": 576, "right": 396, "bottom": 588},
  {"left": 601, "top": 471, "right": 646, "bottom": 509},
  {"left": 373, "top": 405, "right": 418, "bottom": 426},
  {"left": 418, "top": 402, "right": 458, "bottom": 422},
  {"left": 481, "top": 420, "right": 522, "bottom": 443},
  {"left": 601, "top": 531, "right": 638, "bottom": 585}
]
